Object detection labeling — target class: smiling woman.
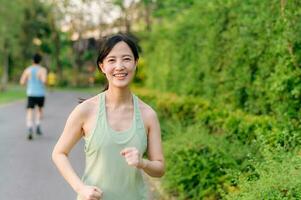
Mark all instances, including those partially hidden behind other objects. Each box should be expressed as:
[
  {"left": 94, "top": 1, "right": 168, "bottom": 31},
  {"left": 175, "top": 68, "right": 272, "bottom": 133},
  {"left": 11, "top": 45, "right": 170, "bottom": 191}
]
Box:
[{"left": 52, "top": 33, "right": 165, "bottom": 200}]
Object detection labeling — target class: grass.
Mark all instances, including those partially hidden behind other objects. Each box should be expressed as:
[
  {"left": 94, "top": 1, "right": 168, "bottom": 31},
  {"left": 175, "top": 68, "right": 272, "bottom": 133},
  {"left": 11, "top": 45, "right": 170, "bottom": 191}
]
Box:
[
  {"left": 0, "top": 84, "right": 103, "bottom": 105},
  {"left": 0, "top": 85, "right": 26, "bottom": 105},
  {"left": 0, "top": 83, "right": 142, "bottom": 105}
]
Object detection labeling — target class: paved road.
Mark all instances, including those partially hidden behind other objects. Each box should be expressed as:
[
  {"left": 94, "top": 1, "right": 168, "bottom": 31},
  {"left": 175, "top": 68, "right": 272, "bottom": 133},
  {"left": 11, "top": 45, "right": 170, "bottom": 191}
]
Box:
[{"left": 0, "top": 91, "right": 95, "bottom": 200}]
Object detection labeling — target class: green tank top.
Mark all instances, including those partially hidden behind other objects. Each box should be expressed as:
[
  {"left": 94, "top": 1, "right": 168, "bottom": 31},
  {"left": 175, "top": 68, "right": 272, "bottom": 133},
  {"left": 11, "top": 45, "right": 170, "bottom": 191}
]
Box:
[{"left": 77, "top": 92, "right": 148, "bottom": 200}]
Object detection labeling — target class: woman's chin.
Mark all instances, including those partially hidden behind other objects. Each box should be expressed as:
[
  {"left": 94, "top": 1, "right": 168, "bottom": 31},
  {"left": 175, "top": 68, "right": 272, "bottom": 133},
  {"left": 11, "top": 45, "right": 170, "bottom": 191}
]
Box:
[
  {"left": 111, "top": 81, "right": 130, "bottom": 89},
  {"left": 110, "top": 76, "right": 134, "bottom": 88}
]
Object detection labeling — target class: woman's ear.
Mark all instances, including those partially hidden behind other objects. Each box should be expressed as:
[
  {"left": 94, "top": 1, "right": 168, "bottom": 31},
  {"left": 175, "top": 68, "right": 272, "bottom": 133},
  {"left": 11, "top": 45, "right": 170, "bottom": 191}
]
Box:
[
  {"left": 134, "top": 60, "right": 138, "bottom": 69},
  {"left": 98, "top": 63, "right": 105, "bottom": 74}
]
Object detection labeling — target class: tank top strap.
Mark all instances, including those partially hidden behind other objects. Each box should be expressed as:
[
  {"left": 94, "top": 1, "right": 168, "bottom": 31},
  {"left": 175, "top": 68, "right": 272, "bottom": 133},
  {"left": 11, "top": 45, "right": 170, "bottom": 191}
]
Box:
[
  {"left": 99, "top": 92, "right": 105, "bottom": 116},
  {"left": 133, "top": 94, "right": 144, "bottom": 130},
  {"left": 84, "top": 92, "right": 106, "bottom": 152}
]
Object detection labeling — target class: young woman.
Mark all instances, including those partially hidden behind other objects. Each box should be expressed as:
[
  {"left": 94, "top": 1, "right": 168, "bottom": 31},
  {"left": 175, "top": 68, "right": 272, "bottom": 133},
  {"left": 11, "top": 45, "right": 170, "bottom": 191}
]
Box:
[{"left": 52, "top": 34, "right": 165, "bottom": 200}]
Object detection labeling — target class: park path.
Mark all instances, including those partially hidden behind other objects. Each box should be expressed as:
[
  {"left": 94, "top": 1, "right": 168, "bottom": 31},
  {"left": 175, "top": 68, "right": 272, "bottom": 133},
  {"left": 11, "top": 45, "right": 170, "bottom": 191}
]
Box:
[
  {"left": 0, "top": 90, "right": 160, "bottom": 200},
  {"left": 0, "top": 91, "right": 92, "bottom": 200}
]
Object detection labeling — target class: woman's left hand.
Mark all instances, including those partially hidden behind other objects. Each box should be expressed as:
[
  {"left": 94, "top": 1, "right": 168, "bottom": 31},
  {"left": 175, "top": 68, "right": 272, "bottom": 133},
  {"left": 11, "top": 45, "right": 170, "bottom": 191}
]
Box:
[{"left": 120, "top": 147, "right": 145, "bottom": 169}]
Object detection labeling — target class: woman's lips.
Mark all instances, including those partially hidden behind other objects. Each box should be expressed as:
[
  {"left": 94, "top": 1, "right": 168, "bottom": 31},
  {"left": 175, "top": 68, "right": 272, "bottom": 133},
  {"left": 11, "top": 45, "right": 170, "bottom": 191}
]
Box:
[{"left": 113, "top": 73, "right": 128, "bottom": 79}]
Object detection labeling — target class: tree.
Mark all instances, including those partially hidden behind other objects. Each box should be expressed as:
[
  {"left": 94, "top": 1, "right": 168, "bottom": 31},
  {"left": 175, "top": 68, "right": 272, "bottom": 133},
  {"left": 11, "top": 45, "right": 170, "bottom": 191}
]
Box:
[
  {"left": 142, "top": 0, "right": 154, "bottom": 31},
  {"left": 0, "top": 0, "right": 25, "bottom": 90},
  {"left": 19, "top": 0, "right": 52, "bottom": 60}
]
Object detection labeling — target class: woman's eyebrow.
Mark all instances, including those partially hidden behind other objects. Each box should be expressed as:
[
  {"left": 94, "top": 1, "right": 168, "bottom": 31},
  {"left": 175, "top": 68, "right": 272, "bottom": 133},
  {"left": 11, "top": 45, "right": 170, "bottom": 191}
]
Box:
[
  {"left": 106, "top": 56, "right": 116, "bottom": 59},
  {"left": 122, "top": 54, "right": 133, "bottom": 57}
]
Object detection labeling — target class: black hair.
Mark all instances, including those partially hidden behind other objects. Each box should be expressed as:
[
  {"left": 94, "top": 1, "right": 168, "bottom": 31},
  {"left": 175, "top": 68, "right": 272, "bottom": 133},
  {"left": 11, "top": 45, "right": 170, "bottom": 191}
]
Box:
[
  {"left": 97, "top": 33, "right": 139, "bottom": 65},
  {"left": 33, "top": 53, "right": 42, "bottom": 64}
]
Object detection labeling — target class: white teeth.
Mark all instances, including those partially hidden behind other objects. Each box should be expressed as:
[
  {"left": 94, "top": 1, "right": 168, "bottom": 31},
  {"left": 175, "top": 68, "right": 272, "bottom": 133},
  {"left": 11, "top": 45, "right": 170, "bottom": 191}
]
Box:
[{"left": 114, "top": 73, "right": 127, "bottom": 77}]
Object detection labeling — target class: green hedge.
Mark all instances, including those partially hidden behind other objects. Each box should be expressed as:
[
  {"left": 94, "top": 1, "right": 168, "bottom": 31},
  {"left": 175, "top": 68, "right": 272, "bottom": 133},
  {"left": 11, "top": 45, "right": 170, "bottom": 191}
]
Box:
[
  {"left": 223, "top": 153, "right": 301, "bottom": 200},
  {"left": 163, "top": 125, "right": 257, "bottom": 199},
  {"left": 134, "top": 87, "right": 300, "bottom": 199},
  {"left": 142, "top": 0, "right": 301, "bottom": 122},
  {"left": 136, "top": 0, "right": 301, "bottom": 198},
  {"left": 134, "top": 87, "right": 300, "bottom": 150}
]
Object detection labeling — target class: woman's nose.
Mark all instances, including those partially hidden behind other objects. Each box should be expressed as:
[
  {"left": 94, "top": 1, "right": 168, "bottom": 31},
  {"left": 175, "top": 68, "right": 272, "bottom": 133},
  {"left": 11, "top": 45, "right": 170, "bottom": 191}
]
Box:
[{"left": 115, "top": 60, "right": 125, "bottom": 69}]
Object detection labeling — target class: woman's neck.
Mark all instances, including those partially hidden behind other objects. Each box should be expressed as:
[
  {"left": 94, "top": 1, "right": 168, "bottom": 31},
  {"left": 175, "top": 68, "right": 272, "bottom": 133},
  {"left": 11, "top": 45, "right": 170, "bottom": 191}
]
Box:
[{"left": 105, "top": 87, "right": 132, "bottom": 108}]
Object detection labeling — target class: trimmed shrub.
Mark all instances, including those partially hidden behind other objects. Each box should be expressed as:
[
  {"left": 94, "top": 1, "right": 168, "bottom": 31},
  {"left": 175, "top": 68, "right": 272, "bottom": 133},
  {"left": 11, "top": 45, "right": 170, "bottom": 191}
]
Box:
[
  {"left": 223, "top": 153, "right": 301, "bottom": 200},
  {"left": 163, "top": 125, "right": 257, "bottom": 199}
]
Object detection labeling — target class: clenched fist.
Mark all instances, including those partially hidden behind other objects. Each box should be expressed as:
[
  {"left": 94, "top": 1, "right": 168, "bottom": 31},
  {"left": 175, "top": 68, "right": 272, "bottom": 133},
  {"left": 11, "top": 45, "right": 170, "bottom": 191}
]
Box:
[
  {"left": 78, "top": 185, "right": 103, "bottom": 200},
  {"left": 120, "top": 147, "right": 147, "bottom": 169}
]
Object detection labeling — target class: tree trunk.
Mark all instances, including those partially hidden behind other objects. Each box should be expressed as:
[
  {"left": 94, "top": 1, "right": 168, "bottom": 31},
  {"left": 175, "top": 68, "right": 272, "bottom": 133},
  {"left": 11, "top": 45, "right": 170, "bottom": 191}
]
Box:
[
  {"left": 124, "top": 10, "right": 131, "bottom": 33},
  {"left": 53, "top": 31, "right": 62, "bottom": 80},
  {"left": 145, "top": 3, "right": 152, "bottom": 31},
  {"left": 0, "top": 42, "right": 9, "bottom": 91},
  {"left": 50, "top": 14, "right": 62, "bottom": 81},
  {"left": 72, "top": 38, "right": 84, "bottom": 87}
]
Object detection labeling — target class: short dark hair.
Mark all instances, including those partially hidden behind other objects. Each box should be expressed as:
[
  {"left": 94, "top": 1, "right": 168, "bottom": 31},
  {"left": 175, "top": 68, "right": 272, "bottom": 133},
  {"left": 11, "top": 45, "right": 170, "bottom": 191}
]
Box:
[
  {"left": 33, "top": 53, "right": 42, "bottom": 64},
  {"left": 96, "top": 33, "right": 139, "bottom": 65}
]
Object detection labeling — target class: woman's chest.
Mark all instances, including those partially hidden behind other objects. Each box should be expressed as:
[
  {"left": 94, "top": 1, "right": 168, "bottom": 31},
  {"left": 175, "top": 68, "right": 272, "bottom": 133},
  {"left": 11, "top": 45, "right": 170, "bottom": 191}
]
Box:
[{"left": 106, "top": 107, "right": 134, "bottom": 132}]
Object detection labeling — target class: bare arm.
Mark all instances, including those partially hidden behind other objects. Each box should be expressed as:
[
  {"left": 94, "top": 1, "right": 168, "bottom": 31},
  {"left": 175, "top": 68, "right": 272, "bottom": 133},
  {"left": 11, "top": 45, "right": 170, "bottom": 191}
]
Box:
[
  {"left": 52, "top": 104, "right": 102, "bottom": 200},
  {"left": 20, "top": 69, "right": 28, "bottom": 86},
  {"left": 52, "top": 105, "right": 85, "bottom": 192},
  {"left": 39, "top": 68, "right": 47, "bottom": 84},
  {"left": 141, "top": 110, "right": 165, "bottom": 177}
]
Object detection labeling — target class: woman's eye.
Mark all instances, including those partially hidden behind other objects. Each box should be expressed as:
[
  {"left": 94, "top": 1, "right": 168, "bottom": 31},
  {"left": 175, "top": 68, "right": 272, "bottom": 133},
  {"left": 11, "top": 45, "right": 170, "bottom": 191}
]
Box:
[
  {"left": 124, "top": 58, "right": 131, "bottom": 61},
  {"left": 108, "top": 59, "right": 115, "bottom": 63}
]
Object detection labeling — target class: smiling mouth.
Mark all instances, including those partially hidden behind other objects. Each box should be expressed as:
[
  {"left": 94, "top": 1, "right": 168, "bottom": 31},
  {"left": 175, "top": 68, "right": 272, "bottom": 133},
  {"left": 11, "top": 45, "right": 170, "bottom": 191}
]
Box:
[{"left": 113, "top": 73, "right": 128, "bottom": 78}]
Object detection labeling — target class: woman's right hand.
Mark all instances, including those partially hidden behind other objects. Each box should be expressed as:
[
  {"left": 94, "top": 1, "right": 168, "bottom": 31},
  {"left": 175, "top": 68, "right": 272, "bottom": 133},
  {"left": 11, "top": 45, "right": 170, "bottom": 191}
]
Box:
[{"left": 78, "top": 185, "right": 103, "bottom": 200}]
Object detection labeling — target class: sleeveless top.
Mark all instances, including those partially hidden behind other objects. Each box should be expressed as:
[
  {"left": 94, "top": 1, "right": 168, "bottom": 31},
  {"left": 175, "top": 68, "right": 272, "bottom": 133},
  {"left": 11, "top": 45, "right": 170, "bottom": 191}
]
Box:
[
  {"left": 27, "top": 65, "right": 45, "bottom": 97},
  {"left": 77, "top": 92, "right": 148, "bottom": 200}
]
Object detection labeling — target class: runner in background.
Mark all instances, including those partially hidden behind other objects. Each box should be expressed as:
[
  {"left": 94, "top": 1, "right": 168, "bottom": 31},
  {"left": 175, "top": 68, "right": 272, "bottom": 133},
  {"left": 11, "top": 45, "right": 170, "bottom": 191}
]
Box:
[{"left": 20, "top": 53, "right": 47, "bottom": 140}]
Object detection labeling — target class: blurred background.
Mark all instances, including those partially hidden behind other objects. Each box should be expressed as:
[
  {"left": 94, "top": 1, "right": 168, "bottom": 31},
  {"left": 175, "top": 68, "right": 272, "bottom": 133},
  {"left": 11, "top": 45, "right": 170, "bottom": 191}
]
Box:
[{"left": 1, "top": 0, "right": 301, "bottom": 199}]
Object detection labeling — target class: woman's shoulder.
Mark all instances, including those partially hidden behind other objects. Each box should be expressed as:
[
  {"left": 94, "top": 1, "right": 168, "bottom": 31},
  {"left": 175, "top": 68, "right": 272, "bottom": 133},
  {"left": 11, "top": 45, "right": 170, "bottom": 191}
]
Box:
[
  {"left": 136, "top": 97, "right": 158, "bottom": 121},
  {"left": 72, "top": 94, "right": 100, "bottom": 118}
]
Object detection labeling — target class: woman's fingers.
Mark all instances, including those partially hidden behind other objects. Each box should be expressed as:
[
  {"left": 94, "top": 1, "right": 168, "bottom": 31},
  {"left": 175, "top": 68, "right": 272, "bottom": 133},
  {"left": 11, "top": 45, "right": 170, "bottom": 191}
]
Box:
[
  {"left": 93, "top": 188, "right": 103, "bottom": 199},
  {"left": 79, "top": 185, "right": 103, "bottom": 200},
  {"left": 91, "top": 187, "right": 103, "bottom": 199},
  {"left": 93, "top": 186, "right": 102, "bottom": 194},
  {"left": 120, "top": 147, "right": 136, "bottom": 156},
  {"left": 120, "top": 147, "right": 143, "bottom": 168}
]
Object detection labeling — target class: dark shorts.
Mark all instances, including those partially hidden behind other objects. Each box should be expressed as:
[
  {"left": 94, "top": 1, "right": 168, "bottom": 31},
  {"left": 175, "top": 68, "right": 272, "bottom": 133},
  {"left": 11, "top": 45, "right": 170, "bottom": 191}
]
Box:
[{"left": 27, "top": 96, "right": 45, "bottom": 109}]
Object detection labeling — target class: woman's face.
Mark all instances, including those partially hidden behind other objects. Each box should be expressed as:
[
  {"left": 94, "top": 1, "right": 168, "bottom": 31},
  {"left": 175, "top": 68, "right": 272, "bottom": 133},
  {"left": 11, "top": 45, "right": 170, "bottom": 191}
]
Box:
[{"left": 99, "top": 41, "right": 137, "bottom": 89}]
